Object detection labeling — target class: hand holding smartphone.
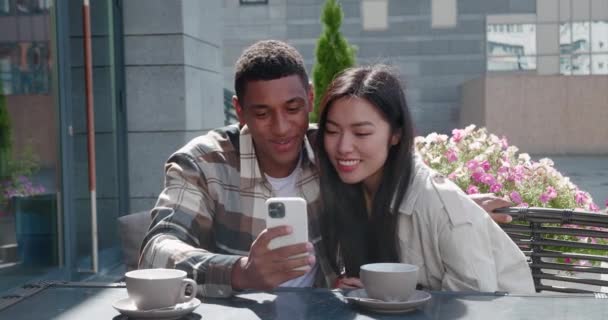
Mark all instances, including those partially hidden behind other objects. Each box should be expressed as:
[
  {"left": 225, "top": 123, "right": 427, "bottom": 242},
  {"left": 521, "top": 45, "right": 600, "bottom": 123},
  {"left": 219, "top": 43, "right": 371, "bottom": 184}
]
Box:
[{"left": 265, "top": 197, "right": 309, "bottom": 270}]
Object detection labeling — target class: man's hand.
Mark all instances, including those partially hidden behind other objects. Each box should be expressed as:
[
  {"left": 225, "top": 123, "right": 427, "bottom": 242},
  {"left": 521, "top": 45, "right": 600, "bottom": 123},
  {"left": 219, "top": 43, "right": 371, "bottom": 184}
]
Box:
[
  {"left": 469, "top": 193, "right": 513, "bottom": 224},
  {"left": 231, "top": 226, "right": 315, "bottom": 291}
]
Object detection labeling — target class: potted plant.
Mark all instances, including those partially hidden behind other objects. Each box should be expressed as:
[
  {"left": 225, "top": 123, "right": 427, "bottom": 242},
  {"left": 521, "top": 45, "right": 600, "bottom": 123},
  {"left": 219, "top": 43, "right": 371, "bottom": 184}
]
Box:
[
  {"left": 415, "top": 125, "right": 608, "bottom": 261},
  {"left": 0, "top": 143, "right": 54, "bottom": 267}
]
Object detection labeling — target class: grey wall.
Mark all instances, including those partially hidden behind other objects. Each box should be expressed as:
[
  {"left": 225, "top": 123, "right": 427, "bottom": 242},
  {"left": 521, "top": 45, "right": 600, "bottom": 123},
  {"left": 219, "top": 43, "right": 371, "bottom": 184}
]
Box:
[
  {"left": 123, "top": 0, "right": 224, "bottom": 213},
  {"left": 222, "top": 0, "right": 536, "bottom": 134}
]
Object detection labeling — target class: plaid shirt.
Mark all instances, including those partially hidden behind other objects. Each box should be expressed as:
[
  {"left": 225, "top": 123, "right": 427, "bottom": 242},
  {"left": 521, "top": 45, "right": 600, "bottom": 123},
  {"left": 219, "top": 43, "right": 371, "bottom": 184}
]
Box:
[{"left": 139, "top": 124, "right": 336, "bottom": 297}]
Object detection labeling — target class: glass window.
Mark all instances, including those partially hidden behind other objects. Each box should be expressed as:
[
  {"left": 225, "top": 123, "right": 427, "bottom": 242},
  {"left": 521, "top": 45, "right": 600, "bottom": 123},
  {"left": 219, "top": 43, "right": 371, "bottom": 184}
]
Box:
[
  {"left": 488, "top": 56, "right": 536, "bottom": 71},
  {"left": 571, "top": 53, "right": 591, "bottom": 74},
  {"left": 572, "top": 22, "right": 591, "bottom": 53},
  {"left": 560, "top": 55, "right": 572, "bottom": 75},
  {"left": 0, "top": 1, "right": 59, "bottom": 293},
  {"left": 487, "top": 24, "right": 537, "bottom": 57},
  {"left": 591, "top": 54, "right": 608, "bottom": 74},
  {"left": 591, "top": 21, "right": 608, "bottom": 52},
  {"left": 0, "top": 0, "right": 10, "bottom": 14},
  {"left": 239, "top": 0, "right": 268, "bottom": 5},
  {"left": 15, "top": 0, "right": 51, "bottom": 14},
  {"left": 560, "top": 23, "right": 572, "bottom": 54}
]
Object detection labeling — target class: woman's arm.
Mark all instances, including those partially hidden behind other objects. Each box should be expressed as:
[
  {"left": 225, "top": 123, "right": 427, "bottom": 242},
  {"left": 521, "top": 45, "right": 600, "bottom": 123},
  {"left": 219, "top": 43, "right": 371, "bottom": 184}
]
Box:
[{"left": 435, "top": 196, "right": 535, "bottom": 293}]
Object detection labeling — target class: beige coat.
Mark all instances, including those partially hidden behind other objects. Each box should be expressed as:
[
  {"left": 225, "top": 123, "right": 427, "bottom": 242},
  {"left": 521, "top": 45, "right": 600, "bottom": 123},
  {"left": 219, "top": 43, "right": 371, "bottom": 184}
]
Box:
[{"left": 396, "top": 155, "right": 535, "bottom": 293}]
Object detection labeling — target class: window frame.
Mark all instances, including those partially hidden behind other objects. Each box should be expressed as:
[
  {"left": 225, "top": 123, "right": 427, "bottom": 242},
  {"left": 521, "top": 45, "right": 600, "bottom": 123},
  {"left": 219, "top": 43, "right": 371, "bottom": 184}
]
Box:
[{"left": 239, "top": 0, "right": 268, "bottom": 5}]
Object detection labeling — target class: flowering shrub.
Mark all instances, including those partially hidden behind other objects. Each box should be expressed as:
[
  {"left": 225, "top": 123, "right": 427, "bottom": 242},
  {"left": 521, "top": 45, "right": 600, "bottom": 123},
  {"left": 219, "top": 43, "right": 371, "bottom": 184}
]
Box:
[
  {"left": 0, "top": 176, "right": 46, "bottom": 218},
  {"left": 0, "top": 144, "right": 46, "bottom": 215},
  {"left": 2, "top": 176, "right": 46, "bottom": 203},
  {"left": 415, "top": 125, "right": 608, "bottom": 263}
]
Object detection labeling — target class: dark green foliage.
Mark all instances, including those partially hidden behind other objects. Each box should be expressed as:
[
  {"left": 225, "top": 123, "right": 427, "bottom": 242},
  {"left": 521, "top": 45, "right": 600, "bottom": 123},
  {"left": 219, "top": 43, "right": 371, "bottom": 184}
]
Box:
[
  {"left": 311, "top": 0, "right": 356, "bottom": 123},
  {"left": 0, "top": 81, "right": 10, "bottom": 179}
]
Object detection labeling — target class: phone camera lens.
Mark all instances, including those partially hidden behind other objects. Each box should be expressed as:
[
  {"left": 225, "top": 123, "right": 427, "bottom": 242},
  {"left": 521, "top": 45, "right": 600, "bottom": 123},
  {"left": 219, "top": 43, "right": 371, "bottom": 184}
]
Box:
[{"left": 269, "top": 202, "right": 285, "bottom": 218}]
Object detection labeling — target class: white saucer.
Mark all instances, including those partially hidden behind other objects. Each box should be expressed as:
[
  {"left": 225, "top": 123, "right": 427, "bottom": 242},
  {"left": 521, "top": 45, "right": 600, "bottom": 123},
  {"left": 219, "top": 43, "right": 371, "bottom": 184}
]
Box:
[
  {"left": 344, "top": 289, "right": 431, "bottom": 314},
  {"left": 112, "top": 297, "right": 201, "bottom": 319}
]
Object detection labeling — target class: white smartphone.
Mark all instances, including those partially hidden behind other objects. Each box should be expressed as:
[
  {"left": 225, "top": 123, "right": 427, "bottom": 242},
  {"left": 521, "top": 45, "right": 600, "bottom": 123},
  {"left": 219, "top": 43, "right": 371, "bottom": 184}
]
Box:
[{"left": 265, "top": 197, "right": 309, "bottom": 269}]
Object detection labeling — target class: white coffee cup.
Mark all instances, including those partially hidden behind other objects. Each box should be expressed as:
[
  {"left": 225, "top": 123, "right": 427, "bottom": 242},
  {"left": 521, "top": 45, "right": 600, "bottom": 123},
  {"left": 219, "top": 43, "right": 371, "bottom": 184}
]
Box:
[
  {"left": 125, "top": 268, "right": 197, "bottom": 310},
  {"left": 360, "top": 263, "right": 419, "bottom": 302}
]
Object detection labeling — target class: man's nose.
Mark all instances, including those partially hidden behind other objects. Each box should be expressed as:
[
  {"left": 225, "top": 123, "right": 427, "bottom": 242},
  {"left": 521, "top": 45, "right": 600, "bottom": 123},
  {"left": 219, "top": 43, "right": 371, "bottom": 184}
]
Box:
[{"left": 272, "top": 112, "right": 290, "bottom": 136}]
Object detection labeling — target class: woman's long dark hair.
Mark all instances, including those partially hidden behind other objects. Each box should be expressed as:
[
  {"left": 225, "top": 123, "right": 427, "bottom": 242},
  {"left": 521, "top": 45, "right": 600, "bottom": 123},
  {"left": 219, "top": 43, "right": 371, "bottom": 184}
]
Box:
[{"left": 316, "top": 65, "right": 415, "bottom": 277}]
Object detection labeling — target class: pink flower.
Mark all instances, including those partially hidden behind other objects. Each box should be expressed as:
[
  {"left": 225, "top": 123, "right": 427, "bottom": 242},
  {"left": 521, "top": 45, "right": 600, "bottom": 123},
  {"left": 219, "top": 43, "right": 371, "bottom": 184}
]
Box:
[
  {"left": 466, "top": 160, "right": 479, "bottom": 170},
  {"left": 589, "top": 203, "right": 600, "bottom": 212},
  {"left": 480, "top": 173, "right": 496, "bottom": 186},
  {"left": 452, "top": 129, "right": 465, "bottom": 143},
  {"left": 480, "top": 160, "right": 491, "bottom": 172},
  {"left": 467, "top": 185, "right": 479, "bottom": 194},
  {"left": 575, "top": 190, "right": 588, "bottom": 206},
  {"left": 605, "top": 198, "right": 608, "bottom": 208},
  {"left": 540, "top": 189, "right": 557, "bottom": 204},
  {"left": 539, "top": 194, "right": 550, "bottom": 204},
  {"left": 471, "top": 168, "right": 485, "bottom": 183},
  {"left": 448, "top": 172, "right": 457, "bottom": 180},
  {"left": 497, "top": 163, "right": 509, "bottom": 176},
  {"left": 546, "top": 187, "right": 558, "bottom": 199},
  {"left": 500, "top": 136, "right": 509, "bottom": 150},
  {"left": 507, "top": 165, "right": 525, "bottom": 183},
  {"left": 445, "top": 148, "right": 458, "bottom": 163},
  {"left": 490, "top": 183, "right": 502, "bottom": 193},
  {"left": 510, "top": 191, "right": 522, "bottom": 204}
]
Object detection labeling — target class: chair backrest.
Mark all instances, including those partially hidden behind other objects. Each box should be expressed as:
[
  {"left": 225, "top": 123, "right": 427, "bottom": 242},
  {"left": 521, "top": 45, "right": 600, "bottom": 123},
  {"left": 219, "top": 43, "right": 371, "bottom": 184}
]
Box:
[
  {"left": 117, "top": 211, "right": 151, "bottom": 271},
  {"left": 496, "top": 207, "right": 608, "bottom": 293}
]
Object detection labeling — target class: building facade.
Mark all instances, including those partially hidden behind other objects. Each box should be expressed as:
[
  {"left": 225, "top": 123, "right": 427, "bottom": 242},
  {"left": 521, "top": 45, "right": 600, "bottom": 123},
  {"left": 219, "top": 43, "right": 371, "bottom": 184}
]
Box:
[{"left": 223, "top": 0, "right": 607, "bottom": 136}]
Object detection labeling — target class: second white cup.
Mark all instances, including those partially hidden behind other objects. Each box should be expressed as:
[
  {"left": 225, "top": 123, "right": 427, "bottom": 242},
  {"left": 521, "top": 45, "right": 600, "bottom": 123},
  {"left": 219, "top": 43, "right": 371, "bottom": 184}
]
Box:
[{"left": 360, "top": 263, "right": 419, "bottom": 302}]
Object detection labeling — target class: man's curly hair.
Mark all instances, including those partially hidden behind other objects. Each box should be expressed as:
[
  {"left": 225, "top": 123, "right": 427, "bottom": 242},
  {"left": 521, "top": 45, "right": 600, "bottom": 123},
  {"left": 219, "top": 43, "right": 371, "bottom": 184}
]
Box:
[{"left": 234, "top": 40, "right": 309, "bottom": 103}]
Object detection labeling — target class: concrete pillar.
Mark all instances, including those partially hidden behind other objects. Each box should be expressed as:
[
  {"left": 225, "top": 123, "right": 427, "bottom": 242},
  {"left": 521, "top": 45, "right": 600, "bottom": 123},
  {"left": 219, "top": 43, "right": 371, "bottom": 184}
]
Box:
[{"left": 122, "top": 0, "right": 224, "bottom": 212}]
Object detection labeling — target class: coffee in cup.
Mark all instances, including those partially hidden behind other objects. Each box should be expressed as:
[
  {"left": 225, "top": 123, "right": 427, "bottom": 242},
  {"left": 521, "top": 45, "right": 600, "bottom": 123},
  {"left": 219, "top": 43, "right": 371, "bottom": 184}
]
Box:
[
  {"left": 125, "top": 268, "right": 197, "bottom": 310},
  {"left": 360, "top": 263, "right": 419, "bottom": 302}
]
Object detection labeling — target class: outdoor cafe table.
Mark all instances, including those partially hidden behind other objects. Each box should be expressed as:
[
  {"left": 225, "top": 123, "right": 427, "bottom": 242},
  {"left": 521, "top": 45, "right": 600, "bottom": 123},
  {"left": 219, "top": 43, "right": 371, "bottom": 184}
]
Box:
[{"left": 1, "top": 282, "right": 607, "bottom": 319}]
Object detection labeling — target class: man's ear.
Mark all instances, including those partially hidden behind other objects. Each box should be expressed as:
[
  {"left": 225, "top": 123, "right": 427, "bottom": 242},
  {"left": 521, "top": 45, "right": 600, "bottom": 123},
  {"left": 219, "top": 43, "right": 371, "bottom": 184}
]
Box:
[
  {"left": 307, "top": 83, "right": 314, "bottom": 113},
  {"left": 233, "top": 95, "right": 246, "bottom": 126}
]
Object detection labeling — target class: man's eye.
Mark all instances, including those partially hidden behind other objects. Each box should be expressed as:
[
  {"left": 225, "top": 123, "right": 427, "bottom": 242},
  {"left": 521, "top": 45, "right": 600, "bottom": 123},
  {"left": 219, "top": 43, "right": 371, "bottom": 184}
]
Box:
[
  {"left": 355, "top": 132, "right": 372, "bottom": 137},
  {"left": 287, "top": 106, "right": 303, "bottom": 113}
]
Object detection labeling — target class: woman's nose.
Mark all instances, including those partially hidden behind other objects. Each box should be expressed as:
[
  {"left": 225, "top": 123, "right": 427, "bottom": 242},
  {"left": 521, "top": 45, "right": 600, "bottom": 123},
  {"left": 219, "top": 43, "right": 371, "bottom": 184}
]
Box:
[{"left": 337, "top": 134, "right": 354, "bottom": 154}]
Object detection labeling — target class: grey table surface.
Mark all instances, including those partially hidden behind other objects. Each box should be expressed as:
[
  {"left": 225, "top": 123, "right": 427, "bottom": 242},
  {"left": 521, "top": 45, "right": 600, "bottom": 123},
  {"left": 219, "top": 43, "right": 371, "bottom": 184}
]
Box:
[{"left": 1, "top": 282, "right": 608, "bottom": 319}]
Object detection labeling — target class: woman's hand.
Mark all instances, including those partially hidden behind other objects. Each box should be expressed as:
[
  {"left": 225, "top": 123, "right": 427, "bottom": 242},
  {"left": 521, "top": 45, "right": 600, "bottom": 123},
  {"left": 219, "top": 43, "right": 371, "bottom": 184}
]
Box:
[
  {"left": 334, "top": 276, "right": 364, "bottom": 289},
  {"left": 469, "top": 193, "right": 513, "bottom": 224}
]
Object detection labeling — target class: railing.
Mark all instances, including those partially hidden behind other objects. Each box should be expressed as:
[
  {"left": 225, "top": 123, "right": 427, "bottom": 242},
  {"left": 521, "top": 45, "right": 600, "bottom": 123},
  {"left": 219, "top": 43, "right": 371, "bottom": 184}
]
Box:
[{"left": 496, "top": 207, "right": 608, "bottom": 293}]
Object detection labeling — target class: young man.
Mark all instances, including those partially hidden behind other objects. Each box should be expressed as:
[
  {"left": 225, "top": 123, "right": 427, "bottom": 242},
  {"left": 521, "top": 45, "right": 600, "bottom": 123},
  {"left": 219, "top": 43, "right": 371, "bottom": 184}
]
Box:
[
  {"left": 139, "top": 40, "right": 327, "bottom": 298},
  {"left": 139, "top": 40, "right": 513, "bottom": 298}
]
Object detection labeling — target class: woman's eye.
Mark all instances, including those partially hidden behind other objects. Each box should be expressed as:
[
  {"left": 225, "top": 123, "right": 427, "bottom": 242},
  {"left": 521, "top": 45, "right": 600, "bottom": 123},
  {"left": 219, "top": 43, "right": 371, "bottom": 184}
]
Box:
[{"left": 325, "top": 130, "right": 338, "bottom": 135}]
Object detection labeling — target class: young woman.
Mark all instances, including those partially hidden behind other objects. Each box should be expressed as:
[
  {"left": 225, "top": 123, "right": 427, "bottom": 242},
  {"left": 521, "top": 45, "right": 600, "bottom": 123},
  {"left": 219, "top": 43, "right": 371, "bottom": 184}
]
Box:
[{"left": 316, "top": 65, "right": 534, "bottom": 293}]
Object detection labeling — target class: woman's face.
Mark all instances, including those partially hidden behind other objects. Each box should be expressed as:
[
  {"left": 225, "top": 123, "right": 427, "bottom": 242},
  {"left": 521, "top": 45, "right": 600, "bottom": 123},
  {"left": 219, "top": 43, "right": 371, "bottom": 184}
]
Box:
[{"left": 323, "top": 96, "right": 400, "bottom": 193}]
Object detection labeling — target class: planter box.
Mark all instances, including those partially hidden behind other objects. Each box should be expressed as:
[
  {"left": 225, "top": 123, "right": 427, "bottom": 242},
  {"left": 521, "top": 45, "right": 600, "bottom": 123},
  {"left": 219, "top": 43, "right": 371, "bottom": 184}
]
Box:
[{"left": 12, "top": 194, "right": 58, "bottom": 267}]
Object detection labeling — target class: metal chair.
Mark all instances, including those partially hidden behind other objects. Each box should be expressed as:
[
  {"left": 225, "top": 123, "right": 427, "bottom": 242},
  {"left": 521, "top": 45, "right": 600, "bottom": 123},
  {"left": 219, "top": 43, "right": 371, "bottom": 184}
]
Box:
[{"left": 495, "top": 207, "right": 608, "bottom": 293}]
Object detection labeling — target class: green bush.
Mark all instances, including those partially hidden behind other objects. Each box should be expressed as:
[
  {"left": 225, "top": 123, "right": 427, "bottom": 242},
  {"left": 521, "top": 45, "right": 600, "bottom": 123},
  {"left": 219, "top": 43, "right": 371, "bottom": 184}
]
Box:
[{"left": 311, "top": 0, "right": 356, "bottom": 123}]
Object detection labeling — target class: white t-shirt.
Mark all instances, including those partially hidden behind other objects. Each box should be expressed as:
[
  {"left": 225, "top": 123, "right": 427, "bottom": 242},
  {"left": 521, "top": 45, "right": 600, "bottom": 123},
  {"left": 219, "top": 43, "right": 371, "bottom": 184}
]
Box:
[{"left": 264, "top": 158, "right": 319, "bottom": 287}]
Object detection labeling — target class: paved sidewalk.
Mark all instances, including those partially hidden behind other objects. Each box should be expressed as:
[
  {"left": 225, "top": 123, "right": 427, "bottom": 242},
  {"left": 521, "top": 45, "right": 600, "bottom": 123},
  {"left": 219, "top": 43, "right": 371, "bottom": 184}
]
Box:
[{"left": 533, "top": 155, "right": 608, "bottom": 209}]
